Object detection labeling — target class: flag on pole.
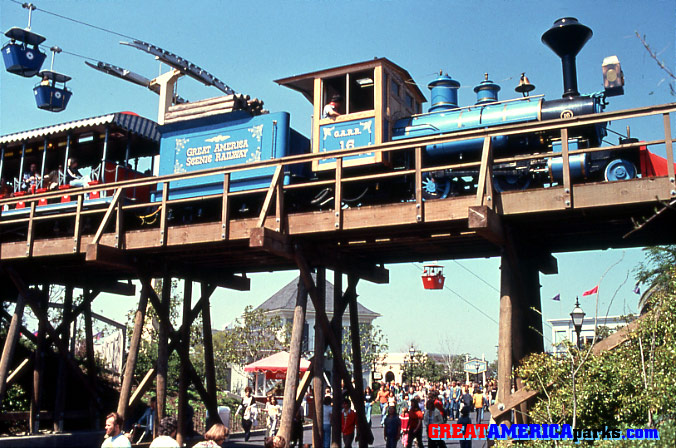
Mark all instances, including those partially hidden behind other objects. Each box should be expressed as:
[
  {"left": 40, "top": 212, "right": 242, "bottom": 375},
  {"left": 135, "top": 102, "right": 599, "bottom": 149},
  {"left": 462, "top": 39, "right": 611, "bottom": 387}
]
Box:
[
  {"left": 633, "top": 284, "right": 641, "bottom": 294},
  {"left": 552, "top": 294, "right": 560, "bottom": 301},
  {"left": 582, "top": 285, "right": 599, "bottom": 296}
]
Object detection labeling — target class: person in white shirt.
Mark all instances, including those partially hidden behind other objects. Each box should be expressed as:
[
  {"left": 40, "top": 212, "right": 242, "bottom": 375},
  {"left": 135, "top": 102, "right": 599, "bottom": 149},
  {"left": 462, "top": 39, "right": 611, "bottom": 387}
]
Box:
[
  {"left": 322, "top": 95, "right": 343, "bottom": 119},
  {"left": 149, "top": 416, "right": 179, "bottom": 448},
  {"left": 101, "top": 412, "right": 131, "bottom": 448}
]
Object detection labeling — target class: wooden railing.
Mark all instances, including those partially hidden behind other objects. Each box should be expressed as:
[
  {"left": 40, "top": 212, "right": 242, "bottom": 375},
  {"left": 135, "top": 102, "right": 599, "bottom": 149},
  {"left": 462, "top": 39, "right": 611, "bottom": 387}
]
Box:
[{"left": 1, "top": 102, "right": 674, "bottom": 255}]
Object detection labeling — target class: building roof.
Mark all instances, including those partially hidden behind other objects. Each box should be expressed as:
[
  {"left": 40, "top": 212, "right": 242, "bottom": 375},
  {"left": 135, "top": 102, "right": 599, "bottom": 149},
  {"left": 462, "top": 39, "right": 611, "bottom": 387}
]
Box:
[
  {"left": 256, "top": 274, "right": 380, "bottom": 318},
  {"left": 0, "top": 112, "right": 160, "bottom": 147}
]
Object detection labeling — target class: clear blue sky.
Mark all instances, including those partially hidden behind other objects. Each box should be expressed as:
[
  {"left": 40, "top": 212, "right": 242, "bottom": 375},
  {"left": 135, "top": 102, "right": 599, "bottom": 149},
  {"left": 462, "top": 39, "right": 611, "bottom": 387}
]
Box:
[{"left": 2, "top": 1, "right": 674, "bottom": 361}]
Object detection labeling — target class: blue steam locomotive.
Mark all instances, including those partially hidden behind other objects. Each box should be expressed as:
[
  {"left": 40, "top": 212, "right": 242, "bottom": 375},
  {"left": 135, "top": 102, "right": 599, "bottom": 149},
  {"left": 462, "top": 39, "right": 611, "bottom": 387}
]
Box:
[{"left": 155, "top": 17, "right": 638, "bottom": 208}]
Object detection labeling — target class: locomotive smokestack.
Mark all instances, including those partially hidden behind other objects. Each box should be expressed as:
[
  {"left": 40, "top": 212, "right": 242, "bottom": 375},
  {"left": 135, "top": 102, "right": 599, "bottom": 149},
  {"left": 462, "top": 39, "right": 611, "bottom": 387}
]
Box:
[{"left": 541, "top": 17, "right": 592, "bottom": 98}]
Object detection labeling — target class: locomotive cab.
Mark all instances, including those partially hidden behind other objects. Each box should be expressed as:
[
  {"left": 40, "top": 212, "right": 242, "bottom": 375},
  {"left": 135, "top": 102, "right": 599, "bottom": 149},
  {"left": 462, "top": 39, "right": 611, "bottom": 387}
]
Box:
[{"left": 276, "top": 58, "right": 426, "bottom": 171}]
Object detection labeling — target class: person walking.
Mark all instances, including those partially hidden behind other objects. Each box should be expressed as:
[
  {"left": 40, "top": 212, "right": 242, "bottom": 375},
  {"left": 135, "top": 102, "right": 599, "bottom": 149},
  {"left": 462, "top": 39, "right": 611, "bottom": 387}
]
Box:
[
  {"left": 451, "top": 381, "right": 462, "bottom": 420},
  {"left": 235, "top": 386, "right": 257, "bottom": 442},
  {"left": 383, "top": 406, "right": 401, "bottom": 448},
  {"left": 322, "top": 396, "right": 332, "bottom": 448},
  {"left": 457, "top": 406, "right": 472, "bottom": 448},
  {"left": 423, "top": 398, "right": 445, "bottom": 448},
  {"left": 364, "top": 386, "right": 373, "bottom": 426},
  {"left": 473, "top": 387, "right": 484, "bottom": 423},
  {"left": 341, "top": 398, "right": 357, "bottom": 448},
  {"left": 377, "top": 383, "right": 389, "bottom": 426},
  {"left": 265, "top": 395, "right": 282, "bottom": 437},
  {"left": 399, "top": 406, "right": 410, "bottom": 448},
  {"left": 405, "top": 398, "right": 424, "bottom": 448},
  {"left": 460, "top": 386, "right": 473, "bottom": 417}
]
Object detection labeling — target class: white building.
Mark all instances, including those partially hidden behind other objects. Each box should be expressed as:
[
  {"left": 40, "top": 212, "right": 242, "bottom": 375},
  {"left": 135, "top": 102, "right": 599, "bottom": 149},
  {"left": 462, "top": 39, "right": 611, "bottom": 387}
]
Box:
[
  {"left": 373, "top": 352, "right": 446, "bottom": 385},
  {"left": 547, "top": 315, "right": 630, "bottom": 355},
  {"left": 255, "top": 275, "right": 381, "bottom": 354}
]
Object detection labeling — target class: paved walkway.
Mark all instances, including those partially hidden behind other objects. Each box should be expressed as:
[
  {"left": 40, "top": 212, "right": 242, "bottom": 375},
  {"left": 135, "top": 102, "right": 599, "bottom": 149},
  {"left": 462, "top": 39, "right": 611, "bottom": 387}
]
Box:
[{"left": 227, "top": 412, "right": 492, "bottom": 448}]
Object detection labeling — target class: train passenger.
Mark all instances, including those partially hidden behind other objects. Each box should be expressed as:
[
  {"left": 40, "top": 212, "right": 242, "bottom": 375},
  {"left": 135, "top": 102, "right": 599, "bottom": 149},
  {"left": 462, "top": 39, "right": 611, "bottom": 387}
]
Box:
[
  {"left": 66, "top": 158, "right": 90, "bottom": 187},
  {"left": 45, "top": 165, "right": 63, "bottom": 190},
  {"left": 0, "top": 178, "right": 11, "bottom": 197},
  {"left": 22, "top": 163, "right": 40, "bottom": 192},
  {"left": 322, "top": 94, "right": 343, "bottom": 119}
]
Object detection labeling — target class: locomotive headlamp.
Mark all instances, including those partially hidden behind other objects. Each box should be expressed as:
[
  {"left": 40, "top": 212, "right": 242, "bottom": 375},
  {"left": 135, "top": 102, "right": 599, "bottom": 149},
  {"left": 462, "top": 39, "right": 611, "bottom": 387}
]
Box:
[{"left": 603, "top": 55, "right": 624, "bottom": 97}]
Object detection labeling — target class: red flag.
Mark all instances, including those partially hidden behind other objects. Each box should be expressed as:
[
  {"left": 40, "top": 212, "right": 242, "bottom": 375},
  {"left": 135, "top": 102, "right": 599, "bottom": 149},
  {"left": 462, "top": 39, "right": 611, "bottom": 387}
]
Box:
[{"left": 582, "top": 285, "right": 598, "bottom": 296}]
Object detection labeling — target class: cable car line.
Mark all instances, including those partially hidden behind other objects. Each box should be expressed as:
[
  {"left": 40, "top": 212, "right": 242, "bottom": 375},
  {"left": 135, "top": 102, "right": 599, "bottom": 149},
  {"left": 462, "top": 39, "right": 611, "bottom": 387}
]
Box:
[
  {"left": 413, "top": 264, "right": 499, "bottom": 326},
  {"left": 452, "top": 260, "right": 500, "bottom": 293},
  {"left": 8, "top": 0, "right": 139, "bottom": 42}
]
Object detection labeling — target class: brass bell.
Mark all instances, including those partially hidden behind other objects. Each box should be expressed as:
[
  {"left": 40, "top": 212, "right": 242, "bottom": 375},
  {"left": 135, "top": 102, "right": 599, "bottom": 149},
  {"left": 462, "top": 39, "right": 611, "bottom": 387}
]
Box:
[{"left": 515, "top": 72, "right": 535, "bottom": 96}]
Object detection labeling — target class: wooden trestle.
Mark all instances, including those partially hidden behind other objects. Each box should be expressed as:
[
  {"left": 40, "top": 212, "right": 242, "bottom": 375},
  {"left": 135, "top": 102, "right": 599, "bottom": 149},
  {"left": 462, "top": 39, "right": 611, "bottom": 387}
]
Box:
[{"left": 1, "top": 103, "right": 676, "bottom": 444}]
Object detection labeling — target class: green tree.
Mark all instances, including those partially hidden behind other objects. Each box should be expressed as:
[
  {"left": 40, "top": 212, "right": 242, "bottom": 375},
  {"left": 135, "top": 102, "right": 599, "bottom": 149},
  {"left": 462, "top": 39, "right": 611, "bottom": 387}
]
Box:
[
  {"left": 513, "top": 263, "right": 676, "bottom": 447},
  {"left": 340, "top": 322, "right": 388, "bottom": 375},
  {"left": 212, "top": 305, "right": 284, "bottom": 369},
  {"left": 635, "top": 245, "right": 676, "bottom": 289}
]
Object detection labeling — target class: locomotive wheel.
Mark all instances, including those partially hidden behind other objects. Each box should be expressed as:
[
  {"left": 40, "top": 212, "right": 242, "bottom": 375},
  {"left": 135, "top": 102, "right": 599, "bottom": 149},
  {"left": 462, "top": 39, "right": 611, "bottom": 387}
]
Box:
[
  {"left": 421, "top": 177, "right": 451, "bottom": 200},
  {"left": 604, "top": 158, "right": 637, "bottom": 181},
  {"left": 493, "top": 174, "right": 531, "bottom": 192}
]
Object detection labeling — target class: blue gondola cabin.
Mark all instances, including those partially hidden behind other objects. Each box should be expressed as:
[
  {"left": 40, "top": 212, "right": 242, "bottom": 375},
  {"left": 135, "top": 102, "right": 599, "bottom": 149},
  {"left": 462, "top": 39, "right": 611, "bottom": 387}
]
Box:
[
  {"left": 1, "top": 27, "right": 47, "bottom": 77},
  {"left": 34, "top": 70, "right": 72, "bottom": 112}
]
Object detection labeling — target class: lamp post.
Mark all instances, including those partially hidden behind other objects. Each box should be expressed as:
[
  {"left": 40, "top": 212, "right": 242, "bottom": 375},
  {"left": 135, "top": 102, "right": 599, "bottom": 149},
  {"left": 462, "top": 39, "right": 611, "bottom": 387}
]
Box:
[
  {"left": 570, "top": 297, "right": 585, "bottom": 349},
  {"left": 408, "top": 345, "right": 416, "bottom": 387}
]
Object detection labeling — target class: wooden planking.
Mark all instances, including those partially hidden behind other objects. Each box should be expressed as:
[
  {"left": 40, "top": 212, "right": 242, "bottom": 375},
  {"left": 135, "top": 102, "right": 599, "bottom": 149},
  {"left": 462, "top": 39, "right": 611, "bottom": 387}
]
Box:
[
  {"left": 560, "top": 177, "right": 673, "bottom": 209},
  {"left": 1, "top": 176, "right": 674, "bottom": 261},
  {"left": 343, "top": 202, "right": 417, "bottom": 229}
]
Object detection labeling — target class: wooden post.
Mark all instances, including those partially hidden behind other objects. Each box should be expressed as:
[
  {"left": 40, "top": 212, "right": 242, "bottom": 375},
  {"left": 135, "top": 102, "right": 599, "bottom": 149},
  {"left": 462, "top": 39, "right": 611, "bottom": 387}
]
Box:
[
  {"left": 278, "top": 276, "right": 308, "bottom": 442},
  {"left": 497, "top": 252, "right": 513, "bottom": 417},
  {"left": 156, "top": 276, "right": 171, "bottom": 428},
  {"left": 177, "top": 279, "right": 192, "bottom": 446},
  {"left": 313, "top": 268, "right": 326, "bottom": 448},
  {"left": 83, "top": 291, "right": 99, "bottom": 429},
  {"left": 0, "top": 292, "right": 27, "bottom": 404},
  {"left": 293, "top": 255, "right": 372, "bottom": 446},
  {"left": 347, "top": 275, "right": 369, "bottom": 448},
  {"left": 30, "top": 287, "right": 48, "bottom": 434},
  {"left": 53, "top": 285, "right": 73, "bottom": 433},
  {"left": 6, "top": 270, "right": 101, "bottom": 408},
  {"left": 201, "top": 283, "right": 218, "bottom": 427},
  {"left": 117, "top": 286, "right": 149, "bottom": 421},
  {"left": 331, "top": 271, "right": 343, "bottom": 448}
]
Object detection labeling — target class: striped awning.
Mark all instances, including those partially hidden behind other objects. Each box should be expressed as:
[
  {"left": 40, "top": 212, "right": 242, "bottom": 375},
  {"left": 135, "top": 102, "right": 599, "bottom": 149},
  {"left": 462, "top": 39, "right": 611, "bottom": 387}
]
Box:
[{"left": 0, "top": 112, "right": 160, "bottom": 146}]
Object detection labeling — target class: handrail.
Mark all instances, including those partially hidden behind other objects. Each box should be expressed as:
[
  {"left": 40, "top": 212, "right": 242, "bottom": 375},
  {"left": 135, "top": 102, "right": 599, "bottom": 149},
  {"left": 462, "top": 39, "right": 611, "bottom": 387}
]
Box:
[
  {"left": 0, "top": 103, "right": 674, "bottom": 229},
  {"left": 1, "top": 102, "right": 675, "bottom": 208}
]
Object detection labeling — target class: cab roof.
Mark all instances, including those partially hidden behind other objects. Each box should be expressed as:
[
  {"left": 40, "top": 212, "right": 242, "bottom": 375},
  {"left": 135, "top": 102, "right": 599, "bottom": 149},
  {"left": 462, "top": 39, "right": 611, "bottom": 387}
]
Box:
[{"left": 275, "top": 57, "right": 426, "bottom": 105}]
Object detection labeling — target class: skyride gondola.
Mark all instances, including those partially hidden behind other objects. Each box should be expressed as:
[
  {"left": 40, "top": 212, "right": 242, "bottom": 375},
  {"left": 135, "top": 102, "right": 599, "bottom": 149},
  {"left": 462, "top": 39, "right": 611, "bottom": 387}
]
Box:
[
  {"left": 1, "top": 3, "right": 47, "bottom": 77},
  {"left": 2, "top": 3, "right": 73, "bottom": 112},
  {"left": 33, "top": 46, "right": 72, "bottom": 112}
]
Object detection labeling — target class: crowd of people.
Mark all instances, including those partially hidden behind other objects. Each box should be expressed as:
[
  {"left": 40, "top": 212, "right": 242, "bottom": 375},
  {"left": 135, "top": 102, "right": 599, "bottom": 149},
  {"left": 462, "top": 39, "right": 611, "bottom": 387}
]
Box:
[
  {"left": 99, "top": 378, "right": 496, "bottom": 448},
  {"left": 366, "top": 379, "right": 496, "bottom": 448}
]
